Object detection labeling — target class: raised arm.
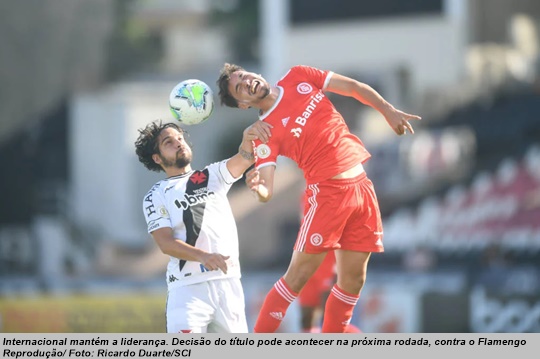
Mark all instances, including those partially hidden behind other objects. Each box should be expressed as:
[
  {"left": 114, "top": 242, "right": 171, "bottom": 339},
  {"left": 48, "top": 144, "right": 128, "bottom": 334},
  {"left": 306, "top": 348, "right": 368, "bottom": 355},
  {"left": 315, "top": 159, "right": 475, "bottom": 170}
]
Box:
[
  {"left": 326, "top": 73, "right": 421, "bottom": 136},
  {"left": 226, "top": 121, "right": 273, "bottom": 178}
]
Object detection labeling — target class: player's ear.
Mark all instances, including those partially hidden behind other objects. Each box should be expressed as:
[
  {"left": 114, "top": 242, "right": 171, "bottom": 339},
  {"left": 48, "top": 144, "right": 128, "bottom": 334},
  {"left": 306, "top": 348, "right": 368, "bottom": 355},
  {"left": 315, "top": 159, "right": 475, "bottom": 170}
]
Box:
[
  {"left": 152, "top": 153, "right": 162, "bottom": 165},
  {"left": 238, "top": 102, "right": 250, "bottom": 110}
]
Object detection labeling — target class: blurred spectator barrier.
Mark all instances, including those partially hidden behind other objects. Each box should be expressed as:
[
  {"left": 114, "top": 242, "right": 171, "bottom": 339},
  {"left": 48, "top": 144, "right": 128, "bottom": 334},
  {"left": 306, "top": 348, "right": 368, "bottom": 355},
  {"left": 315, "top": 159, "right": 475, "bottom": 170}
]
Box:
[{"left": 0, "top": 294, "right": 165, "bottom": 333}]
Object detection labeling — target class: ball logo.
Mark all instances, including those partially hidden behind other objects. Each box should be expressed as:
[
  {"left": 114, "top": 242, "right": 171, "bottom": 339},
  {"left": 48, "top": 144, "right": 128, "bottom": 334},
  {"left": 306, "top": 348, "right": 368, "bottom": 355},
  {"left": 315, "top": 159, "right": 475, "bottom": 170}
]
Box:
[
  {"left": 256, "top": 144, "right": 271, "bottom": 159},
  {"left": 175, "top": 82, "right": 209, "bottom": 112},
  {"left": 297, "top": 82, "right": 313, "bottom": 94},
  {"left": 310, "top": 233, "right": 323, "bottom": 246}
]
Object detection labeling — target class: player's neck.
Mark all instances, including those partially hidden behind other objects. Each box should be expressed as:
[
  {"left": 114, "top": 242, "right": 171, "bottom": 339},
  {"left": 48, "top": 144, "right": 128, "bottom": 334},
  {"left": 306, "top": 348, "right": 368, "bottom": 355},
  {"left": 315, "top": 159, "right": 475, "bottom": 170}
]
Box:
[
  {"left": 258, "top": 86, "right": 280, "bottom": 116},
  {"left": 165, "top": 164, "right": 192, "bottom": 178}
]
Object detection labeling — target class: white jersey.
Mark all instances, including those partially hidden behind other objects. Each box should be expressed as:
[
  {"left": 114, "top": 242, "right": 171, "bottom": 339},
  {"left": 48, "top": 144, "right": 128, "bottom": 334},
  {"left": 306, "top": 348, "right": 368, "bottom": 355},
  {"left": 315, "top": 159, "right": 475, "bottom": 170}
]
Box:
[{"left": 142, "top": 160, "right": 242, "bottom": 290}]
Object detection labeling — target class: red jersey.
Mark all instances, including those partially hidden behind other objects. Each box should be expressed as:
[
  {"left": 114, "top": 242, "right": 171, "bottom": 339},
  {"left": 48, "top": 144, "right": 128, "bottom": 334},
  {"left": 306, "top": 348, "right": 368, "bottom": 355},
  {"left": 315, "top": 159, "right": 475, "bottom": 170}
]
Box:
[{"left": 253, "top": 65, "right": 371, "bottom": 184}]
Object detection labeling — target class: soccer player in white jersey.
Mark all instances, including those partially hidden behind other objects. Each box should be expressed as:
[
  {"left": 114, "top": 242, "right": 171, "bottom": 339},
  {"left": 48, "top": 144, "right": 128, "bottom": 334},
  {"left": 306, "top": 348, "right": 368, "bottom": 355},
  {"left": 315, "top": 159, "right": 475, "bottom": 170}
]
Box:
[{"left": 135, "top": 119, "right": 270, "bottom": 333}]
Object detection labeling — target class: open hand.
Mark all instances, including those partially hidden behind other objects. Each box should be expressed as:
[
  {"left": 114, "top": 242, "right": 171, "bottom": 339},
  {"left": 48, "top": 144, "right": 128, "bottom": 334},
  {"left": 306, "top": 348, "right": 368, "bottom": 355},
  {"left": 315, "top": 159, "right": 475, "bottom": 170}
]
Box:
[
  {"left": 385, "top": 109, "right": 421, "bottom": 136},
  {"left": 244, "top": 167, "right": 265, "bottom": 191},
  {"left": 200, "top": 253, "right": 230, "bottom": 274},
  {"left": 244, "top": 121, "right": 273, "bottom": 143}
]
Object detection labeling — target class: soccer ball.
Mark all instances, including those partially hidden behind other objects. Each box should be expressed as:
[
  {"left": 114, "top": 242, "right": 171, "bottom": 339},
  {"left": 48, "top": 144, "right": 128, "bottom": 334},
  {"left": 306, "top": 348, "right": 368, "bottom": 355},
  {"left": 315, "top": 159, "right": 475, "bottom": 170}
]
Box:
[{"left": 169, "top": 79, "right": 214, "bottom": 125}]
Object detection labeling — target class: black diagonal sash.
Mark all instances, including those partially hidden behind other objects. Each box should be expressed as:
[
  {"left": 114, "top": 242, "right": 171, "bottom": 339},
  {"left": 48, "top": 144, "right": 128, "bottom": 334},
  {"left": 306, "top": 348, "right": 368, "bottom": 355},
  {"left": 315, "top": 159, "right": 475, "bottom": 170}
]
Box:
[{"left": 179, "top": 169, "right": 209, "bottom": 271}]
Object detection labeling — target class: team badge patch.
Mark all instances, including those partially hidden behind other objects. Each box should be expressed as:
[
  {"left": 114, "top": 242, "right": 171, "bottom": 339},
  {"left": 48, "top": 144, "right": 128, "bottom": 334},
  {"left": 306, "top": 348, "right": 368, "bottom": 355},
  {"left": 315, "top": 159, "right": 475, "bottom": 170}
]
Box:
[
  {"left": 310, "top": 233, "right": 323, "bottom": 246},
  {"left": 158, "top": 205, "right": 170, "bottom": 218},
  {"left": 297, "top": 82, "right": 313, "bottom": 94},
  {"left": 256, "top": 144, "right": 271, "bottom": 159}
]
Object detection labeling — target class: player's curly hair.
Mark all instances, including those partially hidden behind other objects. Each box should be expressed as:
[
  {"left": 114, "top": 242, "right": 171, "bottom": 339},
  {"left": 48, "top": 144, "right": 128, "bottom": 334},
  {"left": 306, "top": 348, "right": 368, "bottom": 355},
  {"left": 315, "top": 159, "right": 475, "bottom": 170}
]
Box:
[
  {"left": 134, "top": 120, "right": 189, "bottom": 172},
  {"left": 216, "top": 62, "right": 244, "bottom": 108}
]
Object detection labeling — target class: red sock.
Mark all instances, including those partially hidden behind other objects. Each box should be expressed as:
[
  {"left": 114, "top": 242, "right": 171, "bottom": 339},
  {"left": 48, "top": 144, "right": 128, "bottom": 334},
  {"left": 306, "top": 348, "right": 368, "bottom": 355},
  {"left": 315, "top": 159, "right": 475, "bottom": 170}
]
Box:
[
  {"left": 321, "top": 285, "right": 359, "bottom": 333},
  {"left": 254, "top": 277, "right": 298, "bottom": 333}
]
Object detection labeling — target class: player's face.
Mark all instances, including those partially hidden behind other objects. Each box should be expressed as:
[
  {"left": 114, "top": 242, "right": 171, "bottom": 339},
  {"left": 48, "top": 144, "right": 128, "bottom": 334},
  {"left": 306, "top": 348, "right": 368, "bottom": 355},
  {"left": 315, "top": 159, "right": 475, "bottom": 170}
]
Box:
[
  {"left": 228, "top": 70, "right": 270, "bottom": 108},
  {"left": 155, "top": 127, "right": 192, "bottom": 169}
]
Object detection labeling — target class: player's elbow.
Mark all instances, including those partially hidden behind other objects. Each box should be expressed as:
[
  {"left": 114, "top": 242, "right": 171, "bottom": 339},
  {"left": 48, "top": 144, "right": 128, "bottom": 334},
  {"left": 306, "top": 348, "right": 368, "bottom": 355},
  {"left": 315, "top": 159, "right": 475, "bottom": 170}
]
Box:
[{"left": 156, "top": 243, "right": 171, "bottom": 256}]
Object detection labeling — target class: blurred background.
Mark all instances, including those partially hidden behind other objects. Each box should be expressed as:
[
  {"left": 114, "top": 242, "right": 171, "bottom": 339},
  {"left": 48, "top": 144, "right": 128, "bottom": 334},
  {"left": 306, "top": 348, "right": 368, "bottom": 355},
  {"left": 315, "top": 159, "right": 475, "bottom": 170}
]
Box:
[{"left": 1, "top": 0, "right": 539, "bottom": 333}]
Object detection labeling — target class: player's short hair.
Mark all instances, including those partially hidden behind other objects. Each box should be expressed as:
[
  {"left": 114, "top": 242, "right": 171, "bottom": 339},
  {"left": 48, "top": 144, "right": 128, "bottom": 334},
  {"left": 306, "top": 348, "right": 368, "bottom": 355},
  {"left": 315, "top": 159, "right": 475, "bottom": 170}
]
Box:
[
  {"left": 217, "top": 62, "right": 244, "bottom": 108},
  {"left": 135, "top": 120, "right": 189, "bottom": 172}
]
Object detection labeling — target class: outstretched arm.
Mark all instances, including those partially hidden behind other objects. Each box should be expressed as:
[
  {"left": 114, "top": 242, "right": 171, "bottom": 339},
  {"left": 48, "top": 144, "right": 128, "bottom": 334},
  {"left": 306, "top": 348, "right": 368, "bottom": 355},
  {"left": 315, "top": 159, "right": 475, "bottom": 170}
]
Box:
[{"left": 326, "top": 73, "right": 421, "bottom": 135}]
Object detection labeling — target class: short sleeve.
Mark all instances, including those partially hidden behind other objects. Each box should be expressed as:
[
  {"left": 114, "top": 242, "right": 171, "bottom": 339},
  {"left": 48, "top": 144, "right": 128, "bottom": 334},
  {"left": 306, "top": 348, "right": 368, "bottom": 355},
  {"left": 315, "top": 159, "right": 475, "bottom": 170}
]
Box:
[
  {"left": 253, "top": 138, "right": 278, "bottom": 169},
  {"left": 290, "top": 65, "right": 333, "bottom": 91},
  {"left": 142, "top": 186, "right": 171, "bottom": 233}
]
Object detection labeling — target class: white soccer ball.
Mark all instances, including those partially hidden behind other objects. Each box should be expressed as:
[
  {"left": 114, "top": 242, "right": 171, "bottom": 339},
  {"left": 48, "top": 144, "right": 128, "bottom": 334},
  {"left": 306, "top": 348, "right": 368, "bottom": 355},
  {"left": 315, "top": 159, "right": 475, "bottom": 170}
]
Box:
[{"left": 169, "top": 79, "right": 214, "bottom": 125}]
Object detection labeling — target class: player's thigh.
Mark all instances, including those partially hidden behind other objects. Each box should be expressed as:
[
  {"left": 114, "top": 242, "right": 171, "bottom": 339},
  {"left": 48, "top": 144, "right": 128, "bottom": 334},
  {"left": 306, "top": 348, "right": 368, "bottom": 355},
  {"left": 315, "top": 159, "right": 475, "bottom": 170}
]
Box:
[
  {"left": 296, "top": 184, "right": 352, "bottom": 253},
  {"left": 340, "top": 178, "right": 384, "bottom": 253},
  {"left": 209, "top": 278, "right": 249, "bottom": 333},
  {"left": 166, "top": 282, "right": 214, "bottom": 333}
]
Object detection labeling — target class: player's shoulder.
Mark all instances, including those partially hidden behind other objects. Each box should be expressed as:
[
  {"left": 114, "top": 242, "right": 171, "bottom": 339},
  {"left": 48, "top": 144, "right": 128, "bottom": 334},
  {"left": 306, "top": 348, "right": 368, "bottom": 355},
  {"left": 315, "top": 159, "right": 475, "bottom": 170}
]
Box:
[
  {"left": 201, "top": 160, "right": 230, "bottom": 181},
  {"left": 202, "top": 159, "right": 242, "bottom": 186},
  {"left": 144, "top": 179, "right": 167, "bottom": 197},
  {"left": 282, "top": 65, "right": 327, "bottom": 84},
  {"left": 289, "top": 64, "right": 321, "bottom": 74},
  {"left": 279, "top": 65, "right": 305, "bottom": 81},
  {"left": 204, "top": 160, "right": 226, "bottom": 173},
  {"left": 284, "top": 65, "right": 306, "bottom": 78}
]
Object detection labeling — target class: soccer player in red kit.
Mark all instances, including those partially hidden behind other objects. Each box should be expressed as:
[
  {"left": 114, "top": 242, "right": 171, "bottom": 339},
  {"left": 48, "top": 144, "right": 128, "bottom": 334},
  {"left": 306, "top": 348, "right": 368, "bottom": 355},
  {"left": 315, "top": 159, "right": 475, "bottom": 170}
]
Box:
[{"left": 217, "top": 63, "right": 420, "bottom": 333}]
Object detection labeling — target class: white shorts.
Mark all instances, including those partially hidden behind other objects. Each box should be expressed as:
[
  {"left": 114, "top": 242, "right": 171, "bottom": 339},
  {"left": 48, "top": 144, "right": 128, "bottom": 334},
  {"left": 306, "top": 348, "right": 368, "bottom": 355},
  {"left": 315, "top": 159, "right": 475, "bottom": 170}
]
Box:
[{"left": 166, "top": 277, "right": 248, "bottom": 333}]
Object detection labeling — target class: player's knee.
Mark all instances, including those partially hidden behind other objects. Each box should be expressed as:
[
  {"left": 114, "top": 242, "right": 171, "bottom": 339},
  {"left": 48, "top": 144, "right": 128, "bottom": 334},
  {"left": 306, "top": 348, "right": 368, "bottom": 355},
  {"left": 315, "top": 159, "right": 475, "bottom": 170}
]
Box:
[
  {"left": 338, "top": 274, "right": 366, "bottom": 294},
  {"left": 284, "top": 268, "right": 315, "bottom": 292}
]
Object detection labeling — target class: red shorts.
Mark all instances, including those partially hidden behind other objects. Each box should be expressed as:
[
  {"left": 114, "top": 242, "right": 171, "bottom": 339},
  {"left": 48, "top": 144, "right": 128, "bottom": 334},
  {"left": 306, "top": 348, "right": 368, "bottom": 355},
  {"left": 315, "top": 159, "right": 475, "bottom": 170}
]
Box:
[
  {"left": 294, "top": 172, "right": 384, "bottom": 254},
  {"left": 298, "top": 251, "right": 336, "bottom": 307}
]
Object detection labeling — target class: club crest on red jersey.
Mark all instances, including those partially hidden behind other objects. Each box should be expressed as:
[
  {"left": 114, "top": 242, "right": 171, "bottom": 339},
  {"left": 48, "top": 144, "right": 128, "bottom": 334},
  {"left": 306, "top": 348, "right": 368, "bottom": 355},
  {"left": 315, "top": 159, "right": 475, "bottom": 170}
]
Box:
[{"left": 297, "top": 82, "right": 313, "bottom": 94}]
